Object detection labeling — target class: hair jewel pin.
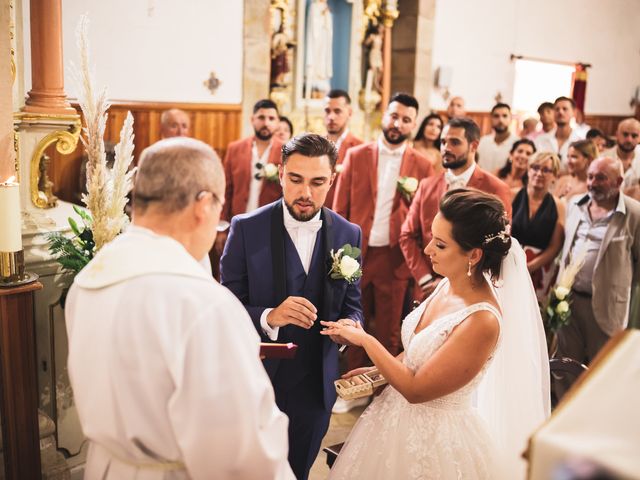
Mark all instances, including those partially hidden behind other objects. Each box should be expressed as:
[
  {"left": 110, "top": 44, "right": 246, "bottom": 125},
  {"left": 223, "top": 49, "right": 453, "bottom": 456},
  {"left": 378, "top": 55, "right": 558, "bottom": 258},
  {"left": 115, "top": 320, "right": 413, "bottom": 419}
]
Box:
[{"left": 483, "top": 224, "right": 511, "bottom": 246}]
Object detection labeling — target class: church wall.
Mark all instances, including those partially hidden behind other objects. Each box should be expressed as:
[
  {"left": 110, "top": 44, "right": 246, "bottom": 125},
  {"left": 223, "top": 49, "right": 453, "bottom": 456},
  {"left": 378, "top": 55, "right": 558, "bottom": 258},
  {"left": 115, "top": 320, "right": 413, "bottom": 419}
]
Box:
[
  {"left": 20, "top": 0, "right": 244, "bottom": 104},
  {"left": 428, "top": 0, "right": 640, "bottom": 115}
]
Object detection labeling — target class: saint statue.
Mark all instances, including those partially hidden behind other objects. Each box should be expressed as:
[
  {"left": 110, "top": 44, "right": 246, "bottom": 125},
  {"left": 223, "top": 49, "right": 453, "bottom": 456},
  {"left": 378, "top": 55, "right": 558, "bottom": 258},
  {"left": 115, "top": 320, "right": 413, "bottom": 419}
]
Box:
[
  {"left": 270, "top": 8, "right": 291, "bottom": 87},
  {"left": 305, "top": 0, "right": 333, "bottom": 98},
  {"left": 364, "top": 23, "right": 383, "bottom": 94}
]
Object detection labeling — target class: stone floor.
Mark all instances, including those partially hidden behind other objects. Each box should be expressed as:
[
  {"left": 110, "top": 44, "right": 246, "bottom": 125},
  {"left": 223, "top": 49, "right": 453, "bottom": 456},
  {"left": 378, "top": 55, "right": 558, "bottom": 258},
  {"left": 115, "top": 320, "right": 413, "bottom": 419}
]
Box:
[{"left": 308, "top": 406, "right": 366, "bottom": 480}]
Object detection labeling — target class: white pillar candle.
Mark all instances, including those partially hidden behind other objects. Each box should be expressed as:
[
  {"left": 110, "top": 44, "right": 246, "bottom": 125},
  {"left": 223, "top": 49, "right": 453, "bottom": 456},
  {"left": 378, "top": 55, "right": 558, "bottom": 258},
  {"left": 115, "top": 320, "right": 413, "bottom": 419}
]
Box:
[{"left": 0, "top": 178, "right": 22, "bottom": 252}]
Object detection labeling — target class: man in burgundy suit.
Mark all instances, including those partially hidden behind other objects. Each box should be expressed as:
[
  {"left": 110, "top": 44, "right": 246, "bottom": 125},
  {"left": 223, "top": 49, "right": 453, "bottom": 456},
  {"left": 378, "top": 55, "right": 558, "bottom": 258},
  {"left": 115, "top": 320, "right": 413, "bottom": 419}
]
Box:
[
  {"left": 399, "top": 117, "right": 512, "bottom": 299},
  {"left": 333, "top": 93, "right": 433, "bottom": 393},
  {"left": 323, "top": 89, "right": 363, "bottom": 207},
  {"left": 222, "top": 99, "right": 284, "bottom": 222},
  {"left": 214, "top": 100, "right": 283, "bottom": 255}
]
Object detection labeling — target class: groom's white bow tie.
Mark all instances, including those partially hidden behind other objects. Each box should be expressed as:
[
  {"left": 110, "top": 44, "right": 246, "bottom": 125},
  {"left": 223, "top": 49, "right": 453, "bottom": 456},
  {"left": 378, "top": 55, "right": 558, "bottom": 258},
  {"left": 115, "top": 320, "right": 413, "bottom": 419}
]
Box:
[{"left": 284, "top": 216, "right": 323, "bottom": 234}]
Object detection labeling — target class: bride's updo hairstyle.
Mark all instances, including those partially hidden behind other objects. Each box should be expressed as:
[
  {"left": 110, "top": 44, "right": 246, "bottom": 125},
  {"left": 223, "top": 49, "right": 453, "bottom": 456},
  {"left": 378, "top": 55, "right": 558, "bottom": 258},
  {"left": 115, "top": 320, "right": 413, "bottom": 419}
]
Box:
[{"left": 439, "top": 188, "right": 511, "bottom": 282}]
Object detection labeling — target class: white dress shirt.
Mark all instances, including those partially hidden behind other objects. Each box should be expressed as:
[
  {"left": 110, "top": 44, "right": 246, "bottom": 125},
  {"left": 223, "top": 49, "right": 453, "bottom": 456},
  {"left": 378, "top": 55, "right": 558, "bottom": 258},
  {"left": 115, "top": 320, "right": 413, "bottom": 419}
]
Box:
[
  {"left": 246, "top": 142, "right": 272, "bottom": 213},
  {"left": 369, "top": 138, "right": 406, "bottom": 247},
  {"left": 534, "top": 127, "right": 584, "bottom": 166},
  {"left": 445, "top": 161, "right": 476, "bottom": 190},
  {"left": 477, "top": 132, "right": 519, "bottom": 173},
  {"left": 334, "top": 129, "right": 349, "bottom": 152},
  {"left": 260, "top": 201, "right": 323, "bottom": 340}
]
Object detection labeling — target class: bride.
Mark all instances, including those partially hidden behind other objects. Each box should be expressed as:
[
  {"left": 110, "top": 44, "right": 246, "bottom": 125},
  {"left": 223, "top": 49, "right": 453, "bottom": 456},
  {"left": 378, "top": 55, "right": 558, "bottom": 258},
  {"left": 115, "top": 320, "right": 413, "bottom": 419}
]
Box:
[{"left": 321, "top": 189, "right": 550, "bottom": 479}]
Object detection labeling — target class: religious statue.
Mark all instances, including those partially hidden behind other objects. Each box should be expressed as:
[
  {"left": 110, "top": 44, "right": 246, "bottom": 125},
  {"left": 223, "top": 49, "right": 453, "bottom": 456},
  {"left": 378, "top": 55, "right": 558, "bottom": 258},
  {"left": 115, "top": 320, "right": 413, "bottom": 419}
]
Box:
[
  {"left": 270, "top": 8, "right": 291, "bottom": 87},
  {"left": 305, "top": 0, "right": 333, "bottom": 98},
  {"left": 364, "top": 23, "right": 383, "bottom": 95}
]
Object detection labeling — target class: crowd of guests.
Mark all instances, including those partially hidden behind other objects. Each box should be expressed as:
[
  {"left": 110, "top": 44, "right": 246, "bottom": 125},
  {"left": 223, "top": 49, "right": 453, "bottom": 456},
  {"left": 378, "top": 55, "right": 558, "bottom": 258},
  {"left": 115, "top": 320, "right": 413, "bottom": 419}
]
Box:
[{"left": 163, "top": 91, "right": 640, "bottom": 386}]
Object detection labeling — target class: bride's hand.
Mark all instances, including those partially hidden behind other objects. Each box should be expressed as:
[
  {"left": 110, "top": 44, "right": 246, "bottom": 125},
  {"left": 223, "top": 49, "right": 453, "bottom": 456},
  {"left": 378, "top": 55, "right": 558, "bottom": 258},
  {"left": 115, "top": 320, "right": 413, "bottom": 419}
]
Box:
[{"left": 320, "top": 320, "right": 369, "bottom": 347}]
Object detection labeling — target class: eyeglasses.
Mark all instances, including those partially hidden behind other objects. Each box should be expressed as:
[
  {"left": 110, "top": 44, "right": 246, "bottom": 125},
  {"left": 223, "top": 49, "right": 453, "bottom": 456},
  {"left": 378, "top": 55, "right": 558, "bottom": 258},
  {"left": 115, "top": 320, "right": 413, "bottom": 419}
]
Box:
[{"left": 529, "top": 165, "right": 554, "bottom": 175}]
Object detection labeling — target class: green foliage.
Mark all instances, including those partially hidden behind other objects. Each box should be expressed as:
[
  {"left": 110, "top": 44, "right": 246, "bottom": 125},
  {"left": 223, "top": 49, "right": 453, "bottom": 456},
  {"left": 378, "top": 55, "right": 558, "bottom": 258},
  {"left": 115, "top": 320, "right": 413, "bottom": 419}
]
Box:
[{"left": 46, "top": 209, "right": 96, "bottom": 278}]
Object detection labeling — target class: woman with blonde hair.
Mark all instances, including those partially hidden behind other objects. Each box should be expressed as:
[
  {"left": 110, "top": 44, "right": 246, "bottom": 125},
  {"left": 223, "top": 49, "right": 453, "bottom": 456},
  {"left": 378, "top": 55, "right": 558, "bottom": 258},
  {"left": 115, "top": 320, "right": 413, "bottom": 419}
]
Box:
[
  {"left": 553, "top": 139, "right": 597, "bottom": 200},
  {"left": 511, "top": 152, "right": 565, "bottom": 300}
]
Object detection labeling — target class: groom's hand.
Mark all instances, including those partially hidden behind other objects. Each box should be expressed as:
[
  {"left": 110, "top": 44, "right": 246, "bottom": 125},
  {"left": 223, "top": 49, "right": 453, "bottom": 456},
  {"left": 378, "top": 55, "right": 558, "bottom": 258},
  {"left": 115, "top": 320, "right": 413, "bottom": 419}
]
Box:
[{"left": 267, "top": 296, "right": 317, "bottom": 329}]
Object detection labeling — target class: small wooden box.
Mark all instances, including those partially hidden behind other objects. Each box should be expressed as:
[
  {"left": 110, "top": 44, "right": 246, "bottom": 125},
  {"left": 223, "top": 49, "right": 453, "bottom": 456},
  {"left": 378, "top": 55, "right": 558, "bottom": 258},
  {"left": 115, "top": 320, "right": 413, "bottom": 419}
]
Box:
[{"left": 334, "top": 369, "right": 387, "bottom": 400}]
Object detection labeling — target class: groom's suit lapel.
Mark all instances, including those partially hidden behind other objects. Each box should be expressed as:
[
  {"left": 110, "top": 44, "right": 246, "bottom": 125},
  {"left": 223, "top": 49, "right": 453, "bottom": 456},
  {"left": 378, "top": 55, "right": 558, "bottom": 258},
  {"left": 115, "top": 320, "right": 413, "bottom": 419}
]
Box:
[{"left": 270, "top": 202, "right": 287, "bottom": 305}]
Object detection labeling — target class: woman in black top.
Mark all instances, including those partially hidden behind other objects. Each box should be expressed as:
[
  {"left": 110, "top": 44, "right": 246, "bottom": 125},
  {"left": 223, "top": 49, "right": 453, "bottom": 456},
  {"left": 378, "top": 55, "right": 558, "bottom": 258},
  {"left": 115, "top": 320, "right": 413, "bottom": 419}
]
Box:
[{"left": 511, "top": 152, "right": 565, "bottom": 300}]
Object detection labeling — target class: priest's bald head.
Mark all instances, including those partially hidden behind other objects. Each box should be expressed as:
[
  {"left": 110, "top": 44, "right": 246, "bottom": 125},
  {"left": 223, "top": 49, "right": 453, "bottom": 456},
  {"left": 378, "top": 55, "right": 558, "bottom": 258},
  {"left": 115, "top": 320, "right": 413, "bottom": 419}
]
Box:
[{"left": 133, "top": 137, "right": 224, "bottom": 260}]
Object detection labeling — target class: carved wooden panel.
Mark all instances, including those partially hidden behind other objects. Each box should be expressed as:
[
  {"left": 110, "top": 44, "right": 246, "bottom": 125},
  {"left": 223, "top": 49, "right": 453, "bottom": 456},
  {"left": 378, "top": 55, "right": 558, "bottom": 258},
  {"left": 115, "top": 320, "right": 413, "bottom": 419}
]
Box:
[{"left": 48, "top": 102, "right": 242, "bottom": 204}]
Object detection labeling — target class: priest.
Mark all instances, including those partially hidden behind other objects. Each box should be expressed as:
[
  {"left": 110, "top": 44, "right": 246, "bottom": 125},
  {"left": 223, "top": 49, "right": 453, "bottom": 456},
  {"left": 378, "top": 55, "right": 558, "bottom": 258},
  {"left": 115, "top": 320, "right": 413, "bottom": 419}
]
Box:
[{"left": 65, "top": 138, "right": 293, "bottom": 479}]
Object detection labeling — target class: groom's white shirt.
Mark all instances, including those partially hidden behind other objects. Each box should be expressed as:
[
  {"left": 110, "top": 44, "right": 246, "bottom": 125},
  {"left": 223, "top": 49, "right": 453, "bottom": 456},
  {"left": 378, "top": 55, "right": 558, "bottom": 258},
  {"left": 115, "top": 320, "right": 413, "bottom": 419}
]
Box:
[
  {"left": 66, "top": 226, "right": 294, "bottom": 479},
  {"left": 260, "top": 201, "right": 323, "bottom": 340}
]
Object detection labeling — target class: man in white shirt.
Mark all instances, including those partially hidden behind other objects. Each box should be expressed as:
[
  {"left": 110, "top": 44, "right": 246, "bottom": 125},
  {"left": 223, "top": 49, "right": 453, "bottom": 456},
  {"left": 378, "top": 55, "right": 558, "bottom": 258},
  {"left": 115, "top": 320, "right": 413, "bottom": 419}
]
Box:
[
  {"left": 603, "top": 118, "right": 640, "bottom": 189},
  {"left": 160, "top": 108, "right": 190, "bottom": 138},
  {"left": 221, "top": 134, "right": 363, "bottom": 480},
  {"left": 333, "top": 93, "right": 433, "bottom": 380},
  {"left": 477, "top": 102, "right": 520, "bottom": 173},
  {"left": 323, "top": 89, "right": 363, "bottom": 206},
  {"left": 66, "top": 138, "right": 293, "bottom": 479},
  {"left": 535, "top": 96, "right": 584, "bottom": 167}
]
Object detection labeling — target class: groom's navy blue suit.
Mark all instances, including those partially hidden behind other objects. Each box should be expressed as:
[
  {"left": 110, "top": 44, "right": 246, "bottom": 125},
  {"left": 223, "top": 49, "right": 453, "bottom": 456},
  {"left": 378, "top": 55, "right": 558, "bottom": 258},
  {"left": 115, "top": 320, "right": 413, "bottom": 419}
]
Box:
[{"left": 221, "top": 200, "right": 363, "bottom": 480}]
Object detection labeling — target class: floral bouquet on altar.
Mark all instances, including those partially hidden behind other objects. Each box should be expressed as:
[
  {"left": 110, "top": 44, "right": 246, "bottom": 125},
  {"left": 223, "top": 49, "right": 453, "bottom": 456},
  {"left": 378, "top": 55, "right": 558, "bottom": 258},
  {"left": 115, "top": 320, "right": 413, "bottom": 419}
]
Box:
[
  {"left": 544, "top": 250, "right": 587, "bottom": 335},
  {"left": 47, "top": 16, "right": 135, "bottom": 305}
]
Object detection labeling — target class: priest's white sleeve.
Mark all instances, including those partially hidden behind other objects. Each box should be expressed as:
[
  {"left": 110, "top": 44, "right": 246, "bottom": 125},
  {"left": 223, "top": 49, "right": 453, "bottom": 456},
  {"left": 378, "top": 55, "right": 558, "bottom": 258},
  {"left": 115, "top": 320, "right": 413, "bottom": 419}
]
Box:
[{"left": 167, "top": 288, "right": 293, "bottom": 480}]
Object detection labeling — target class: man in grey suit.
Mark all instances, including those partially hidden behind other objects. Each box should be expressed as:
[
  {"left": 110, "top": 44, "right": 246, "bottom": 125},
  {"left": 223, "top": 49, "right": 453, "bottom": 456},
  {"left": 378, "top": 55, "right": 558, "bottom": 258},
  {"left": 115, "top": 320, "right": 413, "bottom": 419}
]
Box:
[{"left": 557, "top": 156, "right": 640, "bottom": 366}]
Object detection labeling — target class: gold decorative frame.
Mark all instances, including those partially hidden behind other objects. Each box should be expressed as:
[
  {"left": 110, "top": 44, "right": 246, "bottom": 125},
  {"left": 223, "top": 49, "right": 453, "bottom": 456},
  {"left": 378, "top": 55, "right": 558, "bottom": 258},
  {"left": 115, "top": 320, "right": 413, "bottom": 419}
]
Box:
[{"left": 29, "top": 120, "right": 81, "bottom": 209}]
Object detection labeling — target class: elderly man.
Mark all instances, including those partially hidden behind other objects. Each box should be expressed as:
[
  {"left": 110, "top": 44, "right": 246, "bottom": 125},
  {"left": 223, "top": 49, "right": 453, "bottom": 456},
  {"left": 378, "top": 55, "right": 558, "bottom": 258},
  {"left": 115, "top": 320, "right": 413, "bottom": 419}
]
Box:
[
  {"left": 557, "top": 157, "right": 640, "bottom": 369},
  {"left": 66, "top": 138, "right": 293, "bottom": 479},
  {"left": 160, "top": 108, "right": 191, "bottom": 138},
  {"left": 446, "top": 95, "right": 465, "bottom": 119},
  {"left": 603, "top": 118, "right": 640, "bottom": 197}
]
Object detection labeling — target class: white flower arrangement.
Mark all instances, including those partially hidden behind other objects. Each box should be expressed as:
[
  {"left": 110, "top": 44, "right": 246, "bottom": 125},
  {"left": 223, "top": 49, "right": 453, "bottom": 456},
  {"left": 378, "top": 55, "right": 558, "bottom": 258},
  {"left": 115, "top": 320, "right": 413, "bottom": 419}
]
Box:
[
  {"left": 397, "top": 176, "right": 419, "bottom": 201},
  {"left": 545, "top": 249, "right": 587, "bottom": 333},
  {"left": 256, "top": 162, "right": 280, "bottom": 182},
  {"left": 329, "top": 244, "right": 362, "bottom": 284}
]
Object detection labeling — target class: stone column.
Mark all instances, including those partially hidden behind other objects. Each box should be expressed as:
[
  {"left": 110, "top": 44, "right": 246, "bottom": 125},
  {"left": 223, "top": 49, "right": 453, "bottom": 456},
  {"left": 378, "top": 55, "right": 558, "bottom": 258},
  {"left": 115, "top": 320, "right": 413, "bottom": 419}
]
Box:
[
  {"left": 241, "top": 0, "right": 271, "bottom": 137},
  {"left": 23, "top": 0, "right": 74, "bottom": 114},
  {"left": 391, "top": 0, "right": 437, "bottom": 111},
  {"left": 0, "top": 0, "right": 15, "bottom": 181}
]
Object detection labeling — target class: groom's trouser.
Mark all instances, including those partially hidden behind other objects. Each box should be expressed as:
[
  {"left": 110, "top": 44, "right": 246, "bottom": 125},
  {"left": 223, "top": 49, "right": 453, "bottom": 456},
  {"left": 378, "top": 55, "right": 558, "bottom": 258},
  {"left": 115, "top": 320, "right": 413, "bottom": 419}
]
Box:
[{"left": 274, "top": 374, "right": 330, "bottom": 480}]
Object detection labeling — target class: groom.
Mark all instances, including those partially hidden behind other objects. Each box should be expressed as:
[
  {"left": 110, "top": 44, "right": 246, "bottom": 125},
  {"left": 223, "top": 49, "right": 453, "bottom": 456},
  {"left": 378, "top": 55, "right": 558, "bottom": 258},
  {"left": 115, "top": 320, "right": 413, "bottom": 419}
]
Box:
[{"left": 220, "top": 133, "right": 363, "bottom": 479}]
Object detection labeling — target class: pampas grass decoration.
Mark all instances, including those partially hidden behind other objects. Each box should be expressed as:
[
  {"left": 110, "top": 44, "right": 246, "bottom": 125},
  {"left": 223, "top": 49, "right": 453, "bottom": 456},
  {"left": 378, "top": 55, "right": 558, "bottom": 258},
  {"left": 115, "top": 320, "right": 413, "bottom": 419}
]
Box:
[{"left": 73, "top": 15, "right": 136, "bottom": 250}]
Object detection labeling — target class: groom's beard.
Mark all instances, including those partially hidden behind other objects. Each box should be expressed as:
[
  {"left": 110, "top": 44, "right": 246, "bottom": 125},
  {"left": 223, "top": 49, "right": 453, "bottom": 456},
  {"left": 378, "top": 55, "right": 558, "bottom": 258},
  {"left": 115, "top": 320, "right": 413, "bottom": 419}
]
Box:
[{"left": 285, "top": 197, "right": 321, "bottom": 221}]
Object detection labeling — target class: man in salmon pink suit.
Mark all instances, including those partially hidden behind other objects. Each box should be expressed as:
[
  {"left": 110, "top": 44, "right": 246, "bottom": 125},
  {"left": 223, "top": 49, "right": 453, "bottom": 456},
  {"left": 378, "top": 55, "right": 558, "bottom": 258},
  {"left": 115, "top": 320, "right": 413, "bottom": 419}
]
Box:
[
  {"left": 399, "top": 117, "right": 512, "bottom": 300},
  {"left": 212, "top": 99, "right": 284, "bottom": 277},
  {"left": 221, "top": 99, "right": 284, "bottom": 222},
  {"left": 332, "top": 93, "right": 433, "bottom": 405},
  {"left": 323, "top": 89, "right": 363, "bottom": 207}
]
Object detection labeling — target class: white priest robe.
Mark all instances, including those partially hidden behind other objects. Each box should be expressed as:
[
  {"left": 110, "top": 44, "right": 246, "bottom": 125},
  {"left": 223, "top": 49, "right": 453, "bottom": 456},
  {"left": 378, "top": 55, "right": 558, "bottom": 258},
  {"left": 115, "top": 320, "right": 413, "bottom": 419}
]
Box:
[{"left": 66, "top": 226, "right": 294, "bottom": 480}]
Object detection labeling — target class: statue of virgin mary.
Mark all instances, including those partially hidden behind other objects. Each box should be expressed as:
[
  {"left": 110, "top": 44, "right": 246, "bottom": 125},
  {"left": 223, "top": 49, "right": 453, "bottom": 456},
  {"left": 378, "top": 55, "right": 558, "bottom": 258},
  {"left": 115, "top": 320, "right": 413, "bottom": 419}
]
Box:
[{"left": 305, "top": 0, "right": 333, "bottom": 97}]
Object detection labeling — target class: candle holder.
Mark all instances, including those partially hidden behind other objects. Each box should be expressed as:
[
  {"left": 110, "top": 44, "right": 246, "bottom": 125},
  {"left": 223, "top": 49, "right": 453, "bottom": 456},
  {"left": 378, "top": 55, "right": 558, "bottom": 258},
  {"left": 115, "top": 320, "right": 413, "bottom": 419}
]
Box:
[{"left": 0, "top": 250, "right": 38, "bottom": 287}]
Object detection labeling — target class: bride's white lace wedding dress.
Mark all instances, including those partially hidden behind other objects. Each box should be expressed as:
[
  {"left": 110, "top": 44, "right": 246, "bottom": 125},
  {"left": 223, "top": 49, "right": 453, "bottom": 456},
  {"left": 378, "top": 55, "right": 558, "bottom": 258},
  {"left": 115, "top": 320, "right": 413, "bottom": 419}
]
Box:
[{"left": 329, "top": 291, "right": 504, "bottom": 479}]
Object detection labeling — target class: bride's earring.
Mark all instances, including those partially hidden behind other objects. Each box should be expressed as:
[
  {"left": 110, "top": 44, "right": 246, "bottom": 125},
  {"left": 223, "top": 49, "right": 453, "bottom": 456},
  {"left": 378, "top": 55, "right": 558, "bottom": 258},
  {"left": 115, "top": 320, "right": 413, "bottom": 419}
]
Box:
[{"left": 467, "top": 259, "right": 472, "bottom": 277}]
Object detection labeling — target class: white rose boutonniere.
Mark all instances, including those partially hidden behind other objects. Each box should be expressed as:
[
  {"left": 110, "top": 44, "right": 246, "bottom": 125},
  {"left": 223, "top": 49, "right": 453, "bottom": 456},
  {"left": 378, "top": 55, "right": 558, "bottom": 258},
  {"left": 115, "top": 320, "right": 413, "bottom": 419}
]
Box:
[
  {"left": 335, "top": 164, "right": 344, "bottom": 174},
  {"left": 397, "top": 176, "right": 419, "bottom": 202},
  {"left": 329, "top": 244, "right": 362, "bottom": 284},
  {"left": 544, "top": 249, "right": 587, "bottom": 333},
  {"left": 255, "top": 162, "right": 280, "bottom": 182}
]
